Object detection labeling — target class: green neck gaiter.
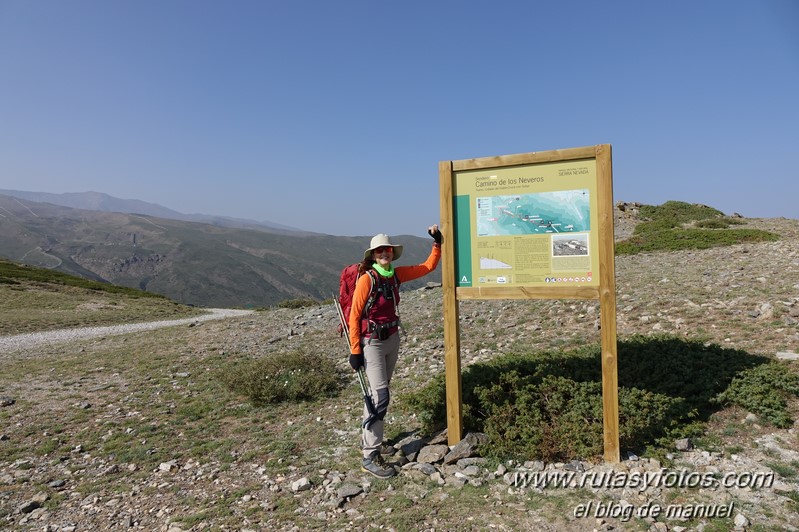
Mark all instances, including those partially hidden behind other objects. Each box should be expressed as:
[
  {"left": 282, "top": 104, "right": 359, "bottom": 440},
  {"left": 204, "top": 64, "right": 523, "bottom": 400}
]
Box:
[{"left": 372, "top": 262, "right": 394, "bottom": 278}]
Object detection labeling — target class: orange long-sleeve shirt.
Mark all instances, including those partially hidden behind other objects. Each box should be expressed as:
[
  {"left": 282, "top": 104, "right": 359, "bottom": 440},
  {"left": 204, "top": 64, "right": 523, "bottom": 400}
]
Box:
[{"left": 348, "top": 243, "right": 441, "bottom": 354}]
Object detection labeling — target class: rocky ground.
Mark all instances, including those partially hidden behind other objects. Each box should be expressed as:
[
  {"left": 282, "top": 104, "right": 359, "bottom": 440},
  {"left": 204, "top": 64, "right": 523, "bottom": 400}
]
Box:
[{"left": 1, "top": 208, "right": 798, "bottom": 531}]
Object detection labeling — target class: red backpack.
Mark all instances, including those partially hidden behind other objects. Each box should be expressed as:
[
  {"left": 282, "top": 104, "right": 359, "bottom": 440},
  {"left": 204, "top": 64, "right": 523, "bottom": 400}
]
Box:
[{"left": 336, "top": 264, "right": 400, "bottom": 336}]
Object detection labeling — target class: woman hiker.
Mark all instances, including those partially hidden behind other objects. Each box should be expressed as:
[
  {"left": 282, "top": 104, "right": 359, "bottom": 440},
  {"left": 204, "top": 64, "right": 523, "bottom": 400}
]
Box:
[{"left": 348, "top": 225, "right": 442, "bottom": 478}]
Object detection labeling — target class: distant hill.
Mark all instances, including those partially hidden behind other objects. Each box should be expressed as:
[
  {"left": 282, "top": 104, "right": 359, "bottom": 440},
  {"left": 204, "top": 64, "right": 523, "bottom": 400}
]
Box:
[
  {"left": 0, "top": 194, "right": 439, "bottom": 308},
  {"left": 0, "top": 189, "right": 312, "bottom": 235}
]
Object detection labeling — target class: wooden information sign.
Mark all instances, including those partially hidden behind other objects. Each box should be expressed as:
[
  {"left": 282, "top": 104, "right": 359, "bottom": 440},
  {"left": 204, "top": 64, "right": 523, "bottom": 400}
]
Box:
[{"left": 438, "top": 144, "right": 620, "bottom": 462}]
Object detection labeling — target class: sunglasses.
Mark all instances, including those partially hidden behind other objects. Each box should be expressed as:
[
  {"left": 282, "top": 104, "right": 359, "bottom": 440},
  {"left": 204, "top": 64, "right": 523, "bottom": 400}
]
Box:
[{"left": 374, "top": 246, "right": 394, "bottom": 254}]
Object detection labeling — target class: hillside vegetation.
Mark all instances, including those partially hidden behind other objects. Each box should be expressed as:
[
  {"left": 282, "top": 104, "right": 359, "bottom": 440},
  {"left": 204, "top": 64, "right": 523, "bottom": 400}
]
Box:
[
  {"left": 0, "top": 259, "right": 202, "bottom": 335},
  {"left": 0, "top": 193, "right": 439, "bottom": 308},
  {"left": 616, "top": 201, "right": 779, "bottom": 254},
  {"left": 1, "top": 202, "right": 798, "bottom": 530}
]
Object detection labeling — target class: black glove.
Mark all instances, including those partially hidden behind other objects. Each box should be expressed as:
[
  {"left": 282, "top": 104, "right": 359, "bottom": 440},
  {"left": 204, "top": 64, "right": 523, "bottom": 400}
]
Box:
[
  {"left": 428, "top": 228, "right": 442, "bottom": 244},
  {"left": 349, "top": 353, "right": 364, "bottom": 371}
]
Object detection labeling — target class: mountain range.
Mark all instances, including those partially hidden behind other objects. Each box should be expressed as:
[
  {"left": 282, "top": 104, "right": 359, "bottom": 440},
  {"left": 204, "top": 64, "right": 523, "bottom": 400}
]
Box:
[
  {"left": 0, "top": 189, "right": 309, "bottom": 235},
  {"left": 0, "top": 191, "right": 439, "bottom": 308}
]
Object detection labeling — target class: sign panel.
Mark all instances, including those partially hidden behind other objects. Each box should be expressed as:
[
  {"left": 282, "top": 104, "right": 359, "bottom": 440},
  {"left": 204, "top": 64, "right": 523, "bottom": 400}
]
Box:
[
  {"left": 453, "top": 159, "right": 600, "bottom": 288},
  {"left": 439, "top": 145, "right": 619, "bottom": 462}
]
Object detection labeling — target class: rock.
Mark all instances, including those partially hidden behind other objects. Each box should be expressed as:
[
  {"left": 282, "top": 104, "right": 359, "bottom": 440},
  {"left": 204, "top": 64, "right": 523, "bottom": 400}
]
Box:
[
  {"left": 564, "top": 460, "right": 585, "bottom": 472},
  {"left": 445, "top": 475, "right": 466, "bottom": 488},
  {"left": 416, "top": 444, "right": 449, "bottom": 464},
  {"left": 675, "top": 438, "right": 693, "bottom": 451},
  {"left": 398, "top": 436, "right": 427, "bottom": 460},
  {"left": 461, "top": 465, "right": 481, "bottom": 477},
  {"left": 443, "top": 432, "right": 487, "bottom": 464},
  {"left": 19, "top": 500, "right": 41, "bottom": 514},
  {"left": 337, "top": 483, "right": 362, "bottom": 499},
  {"left": 101, "top": 464, "right": 120, "bottom": 476},
  {"left": 429, "top": 472, "right": 446, "bottom": 486},
  {"left": 0, "top": 396, "right": 15, "bottom": 407},
  {"left": 291, "top": 477, "right": 311, "bottom": 492},
  {"left": 427, "top": 429, "right": 448, "bottom": 445},
  {"left": 734, "top": 513, "right": 749, "bottom": 528},
  {"left": 456, "top": 457, "right": 486, "bottom": 468},
  {"left": 413, "top": 462, "right": 437, "bottom": 475},
  {"left": 159, "top": 461, "right": 179, "bottom": 472},
  {"left": 776, "top": 351, "right": 799, "bottom": 361}
]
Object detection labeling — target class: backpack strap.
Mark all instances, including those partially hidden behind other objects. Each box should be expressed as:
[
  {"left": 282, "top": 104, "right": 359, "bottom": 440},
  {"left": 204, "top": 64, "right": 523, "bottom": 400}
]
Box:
[{"left": 361, "top": 269, "right": 379, "bottom": 319}]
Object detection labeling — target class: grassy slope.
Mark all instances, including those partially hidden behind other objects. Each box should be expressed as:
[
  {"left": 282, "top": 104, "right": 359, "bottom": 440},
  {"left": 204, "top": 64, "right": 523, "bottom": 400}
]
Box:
[{"left": 0, "top": 259, "right": 203, "bottom": 335}]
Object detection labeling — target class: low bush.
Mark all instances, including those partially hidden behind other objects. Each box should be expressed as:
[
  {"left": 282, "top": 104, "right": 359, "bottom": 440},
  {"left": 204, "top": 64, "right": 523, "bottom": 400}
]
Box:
[
  {"left": 220, "top": 349, "right": 342, "bottom": 405},
  {"left": 695, "top": 217, "right": 745, "bottom": 229},
  {"left": 616, "top": 201, "right": 778, "bottom": 255},
  {"left": 277, "top": 298, "right": 319, "bottom": 309},
  {"left": 713, "top": 362, "right": 799, "bottom": 427},
  {"left": 403, "top": 335, "right": 796, "bottom": 462}
]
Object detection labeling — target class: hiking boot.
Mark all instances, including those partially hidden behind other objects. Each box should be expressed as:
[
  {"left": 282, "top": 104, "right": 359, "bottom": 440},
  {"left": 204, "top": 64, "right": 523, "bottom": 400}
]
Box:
[{"left": 361, "top": 451, "right": 396, "bottom": 479}]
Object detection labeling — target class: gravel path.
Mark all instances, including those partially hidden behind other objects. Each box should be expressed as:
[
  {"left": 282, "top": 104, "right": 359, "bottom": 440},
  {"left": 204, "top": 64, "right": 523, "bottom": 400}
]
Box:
[{"left": 0, "top": 308, "right": 254, "bottom": 353}]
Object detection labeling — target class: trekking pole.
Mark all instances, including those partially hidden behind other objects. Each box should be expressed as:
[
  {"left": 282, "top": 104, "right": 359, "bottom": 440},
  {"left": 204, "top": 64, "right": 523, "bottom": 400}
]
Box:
[{"left": 333, "top": 296, "right": 378, "bottom": 428}]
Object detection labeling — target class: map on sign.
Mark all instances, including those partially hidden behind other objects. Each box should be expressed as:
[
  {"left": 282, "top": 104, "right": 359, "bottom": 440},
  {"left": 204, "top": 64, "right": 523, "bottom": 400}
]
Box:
[{"left": 476, "top": 189, "right": 591, "bottom": 237}]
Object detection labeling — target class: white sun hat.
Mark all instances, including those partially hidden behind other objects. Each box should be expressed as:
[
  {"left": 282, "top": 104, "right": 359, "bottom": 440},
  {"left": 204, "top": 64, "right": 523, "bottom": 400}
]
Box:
[{"left": 364, "top": 234, "right": 403, "bottom": 261}]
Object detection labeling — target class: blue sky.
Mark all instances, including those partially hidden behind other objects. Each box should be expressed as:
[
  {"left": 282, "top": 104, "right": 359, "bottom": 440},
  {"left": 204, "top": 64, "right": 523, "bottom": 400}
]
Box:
[{"left": 1, "top": 1, "right": 797, "bottom": 236}]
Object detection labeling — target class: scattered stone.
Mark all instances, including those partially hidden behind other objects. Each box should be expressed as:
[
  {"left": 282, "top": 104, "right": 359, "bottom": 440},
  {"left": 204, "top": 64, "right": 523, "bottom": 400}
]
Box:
[
  {"left": 429, "top": 472, "right": 446, "bottom": 486},
  {"left": 461, "top": 465, "right": 481, "bottom": 477},
  {"left": 159, "top": 461, "right": 179, "bottom": 473},
  {"left": 19, "top": 500, "right": 41, "bottom": 514},
  {"left": 445, "top": 475, "right": 466, "bottom": 488},
  {"left": 416, "top": 444, "right": 449, "bottom": 464},
  {"left": 337, "top": 483, "right": 362, "bottom": 500},
  {"left": 292, "top": 477, "right": 311, "bottom": 492},
  {"left": 564, "top": 460, "right": 585, "bottom": 472},
  {"left": 261, "top": 500, "right": 277, "bottom": 511},
  {"left": 398, "top": 436, "right": 427, "bottom": 460},
  {"left": 443, "top": 432, "right": 487, "bottom": 464},
  {"left": 101, "top": 464, "right": 120, "bottom": 476},
  {"left": 427, "top": 429, "right": 448, "bottom": 445},
  {"left": 456, "top": 457, "right": 485, "bottom": 468},
  {"left": 734, "top": 513, "right": 749, "bottom": 528},
  {"left": 413, "top": 463, "right": 437, "bottom": 476}
]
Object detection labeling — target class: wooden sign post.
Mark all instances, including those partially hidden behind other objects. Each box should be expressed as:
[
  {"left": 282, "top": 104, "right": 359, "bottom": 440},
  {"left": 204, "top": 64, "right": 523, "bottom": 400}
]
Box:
[{"left": 438, "top": 144, "right": 619, "bottom": 462}]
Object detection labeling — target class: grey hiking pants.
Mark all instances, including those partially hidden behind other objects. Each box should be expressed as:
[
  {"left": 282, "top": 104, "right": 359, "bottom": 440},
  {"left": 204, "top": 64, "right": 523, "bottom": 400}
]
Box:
[{"left": 362, "top": 331, "right": 400, "bottom": 458}]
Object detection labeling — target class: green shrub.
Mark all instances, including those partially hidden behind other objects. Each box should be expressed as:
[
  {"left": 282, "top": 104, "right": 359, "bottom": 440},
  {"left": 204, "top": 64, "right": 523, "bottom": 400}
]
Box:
[
  {"left": 694, "top": 218, "right": 746, "bottom": 229},
  {"left": 616, "top": 201, "right": 778, "bottom": 255},
  {"left": 277, "top": 298, "right": 319, "bottom": 309},
  {"left": 639, "top": 201, "right": 724, "bottom": 223},
  {"left": 713, "top": 362, "right": 799, "bottom": 427},
  {"left": 220, "top": 350, "right": 342, "bottom": 405},
  {"left": 403, "top": 335, "right": 792, "bottom": 462}
]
